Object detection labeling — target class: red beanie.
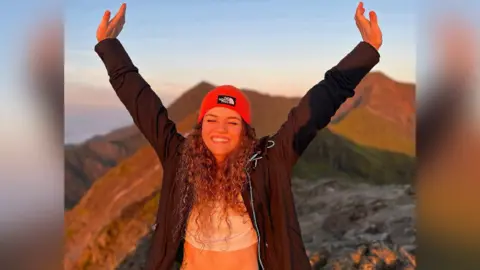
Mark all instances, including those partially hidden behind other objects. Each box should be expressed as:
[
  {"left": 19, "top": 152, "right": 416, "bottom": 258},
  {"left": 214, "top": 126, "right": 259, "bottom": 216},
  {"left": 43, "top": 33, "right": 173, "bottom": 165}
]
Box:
[{"left": 197, "top": 85, "right": 251, "bottom": 124}]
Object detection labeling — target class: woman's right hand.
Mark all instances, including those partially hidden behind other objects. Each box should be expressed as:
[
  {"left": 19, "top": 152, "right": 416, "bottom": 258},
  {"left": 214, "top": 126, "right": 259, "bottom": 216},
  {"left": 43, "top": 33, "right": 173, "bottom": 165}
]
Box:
[
  {"left": 354, "top": 2, "right": 382, "bottom": 51},
  {"left": 96, "top": 3, "right": 127, "bottom": 42}
]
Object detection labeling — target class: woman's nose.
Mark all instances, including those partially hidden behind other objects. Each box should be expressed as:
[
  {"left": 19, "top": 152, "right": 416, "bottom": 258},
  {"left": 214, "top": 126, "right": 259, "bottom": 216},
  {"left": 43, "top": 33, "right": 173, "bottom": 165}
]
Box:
[{"left": 217, "top": 122, "right": 228, "bottom": 133}]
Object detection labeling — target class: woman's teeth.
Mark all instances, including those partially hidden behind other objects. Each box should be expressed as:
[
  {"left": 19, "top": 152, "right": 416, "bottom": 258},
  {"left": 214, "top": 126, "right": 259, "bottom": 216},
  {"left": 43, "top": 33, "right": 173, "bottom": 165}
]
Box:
[{"left": 211, "top": 136, "right": 229, "bottom": 143}]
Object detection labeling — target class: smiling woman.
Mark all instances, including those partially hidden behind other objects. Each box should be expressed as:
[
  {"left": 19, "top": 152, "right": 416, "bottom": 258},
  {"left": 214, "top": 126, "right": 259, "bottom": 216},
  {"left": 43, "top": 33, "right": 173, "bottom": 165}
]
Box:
[
  {"left": 174, "top": 85, "right": 259, "bottom": 269},
  {"left": 94, "top": 2, "right": 382, "bottom": 269}
]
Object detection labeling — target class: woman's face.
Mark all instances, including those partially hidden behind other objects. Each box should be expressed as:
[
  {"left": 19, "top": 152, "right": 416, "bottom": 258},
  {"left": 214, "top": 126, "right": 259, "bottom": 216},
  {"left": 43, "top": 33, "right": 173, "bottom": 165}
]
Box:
[{"left": 201, "top": 107, "right": 243, "bottom": 162}]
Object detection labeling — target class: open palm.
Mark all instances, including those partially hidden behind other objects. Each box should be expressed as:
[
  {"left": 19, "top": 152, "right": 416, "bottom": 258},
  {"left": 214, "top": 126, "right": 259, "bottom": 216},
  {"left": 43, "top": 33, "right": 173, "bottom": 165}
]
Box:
[
  {"left": 355, "top": 2, "right": 382, "bottom": 50},
  {"left": 96, "top": 3, "right": 127, "bottom": 42}
]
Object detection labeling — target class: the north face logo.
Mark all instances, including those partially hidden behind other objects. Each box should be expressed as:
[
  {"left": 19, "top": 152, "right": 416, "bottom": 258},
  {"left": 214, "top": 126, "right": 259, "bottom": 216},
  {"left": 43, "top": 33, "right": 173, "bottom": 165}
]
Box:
[{"left": 217, "top": 95, "right": 236, "bottom": 106}]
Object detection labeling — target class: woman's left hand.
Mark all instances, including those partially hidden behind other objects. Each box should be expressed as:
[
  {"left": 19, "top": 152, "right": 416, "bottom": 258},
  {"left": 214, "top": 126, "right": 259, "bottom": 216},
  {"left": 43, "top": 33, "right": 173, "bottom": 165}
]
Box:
[{"left": 355, "top": 2, "right": 382, "bottom": 51}]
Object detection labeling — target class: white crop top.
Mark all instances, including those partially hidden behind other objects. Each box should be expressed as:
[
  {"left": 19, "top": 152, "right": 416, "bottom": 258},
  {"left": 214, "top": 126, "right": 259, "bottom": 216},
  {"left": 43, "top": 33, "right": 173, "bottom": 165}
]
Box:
[{"left": 184, "top": 195, "right": 258, "bottom": 252}]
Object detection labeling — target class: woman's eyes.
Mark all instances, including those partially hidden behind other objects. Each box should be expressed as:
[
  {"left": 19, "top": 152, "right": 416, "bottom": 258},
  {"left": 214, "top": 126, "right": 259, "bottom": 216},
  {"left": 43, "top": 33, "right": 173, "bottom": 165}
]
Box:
[{"left": 206, "top": 119, "right": 238, "bottom": 125}]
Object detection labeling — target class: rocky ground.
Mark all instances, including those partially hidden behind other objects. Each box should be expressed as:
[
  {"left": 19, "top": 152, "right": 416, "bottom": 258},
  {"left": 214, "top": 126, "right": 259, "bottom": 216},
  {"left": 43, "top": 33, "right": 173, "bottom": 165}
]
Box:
[
  {"left": 294, "top": 178, "right": 416, "bottom": 269},
  {"left": 117, "top": 178, "right": 416, "bottom": 269}
]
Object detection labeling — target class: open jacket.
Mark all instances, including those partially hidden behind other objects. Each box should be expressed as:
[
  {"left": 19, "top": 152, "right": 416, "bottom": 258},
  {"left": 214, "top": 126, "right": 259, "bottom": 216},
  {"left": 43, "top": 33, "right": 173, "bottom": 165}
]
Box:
[{"left": 95, "top": 38, "right": 380, "bottom": 270}]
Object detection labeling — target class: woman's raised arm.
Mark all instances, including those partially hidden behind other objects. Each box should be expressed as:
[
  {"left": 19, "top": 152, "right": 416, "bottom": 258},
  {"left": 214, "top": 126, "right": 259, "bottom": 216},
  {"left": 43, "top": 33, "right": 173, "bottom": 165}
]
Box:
[
  {"left": 94, "top": 3, "right": 184, "bottom": 164},
  {"left": 268, "top": 2, "right": 382, "bottom": 169}
]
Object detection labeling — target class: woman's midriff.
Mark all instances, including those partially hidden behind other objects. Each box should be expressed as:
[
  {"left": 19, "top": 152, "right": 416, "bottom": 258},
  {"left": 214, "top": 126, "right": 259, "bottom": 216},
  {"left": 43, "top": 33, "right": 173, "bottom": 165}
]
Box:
[
  {"left": 182, "top": 241, "right": 258, "bottom": 270},
  {"left": 181, "top": 195, "right": 259, "bottom": 269}
]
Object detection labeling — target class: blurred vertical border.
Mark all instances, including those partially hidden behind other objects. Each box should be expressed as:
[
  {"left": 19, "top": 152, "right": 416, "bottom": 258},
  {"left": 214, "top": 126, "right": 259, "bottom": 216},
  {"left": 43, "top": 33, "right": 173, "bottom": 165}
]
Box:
[
  {"left": 417, "top": 0, "right": 480, "bottom": 269},
  {"left": 0, "top": 1, "right": 64, "bottom": 270}
]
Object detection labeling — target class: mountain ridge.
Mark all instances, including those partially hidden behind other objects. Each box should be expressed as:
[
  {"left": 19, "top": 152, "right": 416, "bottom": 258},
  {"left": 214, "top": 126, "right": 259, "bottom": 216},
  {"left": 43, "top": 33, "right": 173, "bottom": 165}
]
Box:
[{"left": 64, "top": 71, "right": 415, "bottom": 209}]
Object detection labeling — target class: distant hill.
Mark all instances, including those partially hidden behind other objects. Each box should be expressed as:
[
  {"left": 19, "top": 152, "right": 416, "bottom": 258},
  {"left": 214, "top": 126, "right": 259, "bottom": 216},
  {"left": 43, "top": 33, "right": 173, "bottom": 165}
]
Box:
[
  {"left": 64, "top": 127, "right": 147, "bottom": 209},
  {"left": 349, "top": 72, "right": 413, "bottom": 129},
  {"left": 64, "top": 146, "right": 161, "bottom": 270},
  {"left": 328, "top": 72, "right": 415, "bottom": 155},
  {"left": 64, "top": 72, "right": 415, "bottom": 209}
]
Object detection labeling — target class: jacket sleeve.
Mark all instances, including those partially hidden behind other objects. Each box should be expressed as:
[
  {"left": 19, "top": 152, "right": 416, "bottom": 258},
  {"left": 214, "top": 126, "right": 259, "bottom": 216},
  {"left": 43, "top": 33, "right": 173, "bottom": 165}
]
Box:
[
  {"left": 269, "top": 41, "right": 380, "bottom": 168},
  {"left": 94, "top": 38, "right": 184, "bottom": 164}
]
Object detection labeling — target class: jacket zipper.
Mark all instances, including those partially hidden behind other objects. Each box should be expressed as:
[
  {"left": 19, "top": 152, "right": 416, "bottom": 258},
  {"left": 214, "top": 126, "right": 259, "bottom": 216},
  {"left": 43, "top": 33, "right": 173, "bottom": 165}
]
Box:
[
  {"left": 246, "top": 171, "right": 265, "bottom": 270},
  {"left": 246, "top": 139, "right": 275, "bottom": 270},
  {"left": 246, "top": 150, "right": 266, "bottom": 270}
]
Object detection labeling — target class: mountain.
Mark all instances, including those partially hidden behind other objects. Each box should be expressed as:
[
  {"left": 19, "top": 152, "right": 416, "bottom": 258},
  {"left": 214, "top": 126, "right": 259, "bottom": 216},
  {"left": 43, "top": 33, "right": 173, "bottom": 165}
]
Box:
[
  {"left": 157, "top": 72, "right": 416, "bottom": 151},
  {"left": 331, "top": 72, "right": 415, "bottom": 136},
  {"left": 64, "top": 146, "right": 161, "bottom": 270},
  {"left": 64, "top": 126, "right": 147, "bottom": 209},
  {"left": 64, "top": 129, "right": 414, "bottom": 270},
  {"left": 328, "top": 72, "right": 415, "bottom": 156},
  {"left": 64, "top": 72, "right": 415, "bottom": 209}
]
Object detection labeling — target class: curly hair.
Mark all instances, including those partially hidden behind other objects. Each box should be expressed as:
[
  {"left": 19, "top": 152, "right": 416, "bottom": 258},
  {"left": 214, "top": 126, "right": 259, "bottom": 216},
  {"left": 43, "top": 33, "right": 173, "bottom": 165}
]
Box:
[{"left": 173, "top": 121, "right": 257, "bottom": 244}]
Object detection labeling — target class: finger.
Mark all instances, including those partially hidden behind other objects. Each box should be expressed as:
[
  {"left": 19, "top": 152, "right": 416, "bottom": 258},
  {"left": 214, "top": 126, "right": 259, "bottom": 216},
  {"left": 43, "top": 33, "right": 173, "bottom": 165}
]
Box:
[
  {"left": 110, "top": 3, "right": 127, "bottom": 25},
  {"left": 355, "top": 5, "right": 367, "bottom": 23},
  {"left": 355, "top": 2, "right": 365, "bottom": 17},
  {"left": 115, "top": 3, "right": 127, "bottom": 21},
  {"left": 100, "top": 10, "right": 111, "bottom": 28},
  {"left": 369, "top": 11, "right": 378, "bottom": 26},
  {"left": 118, "top": 3, "right": 127, "bottom": 16},
  {"left": 356, "top": 1, "right": 364, "bottom": 13},
  {"left": 97, "top": 10, "right": 111, "bottom": 35}
]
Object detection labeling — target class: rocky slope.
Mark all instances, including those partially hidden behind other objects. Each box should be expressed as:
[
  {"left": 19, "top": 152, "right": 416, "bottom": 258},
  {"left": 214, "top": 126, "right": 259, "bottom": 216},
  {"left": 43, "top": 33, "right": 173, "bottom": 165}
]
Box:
[
  {"left": 64, "top": 146, "right": 162, "bottom": 270},
  {"left": 64, "top": 126, "right": 148, "bottom": 209}
]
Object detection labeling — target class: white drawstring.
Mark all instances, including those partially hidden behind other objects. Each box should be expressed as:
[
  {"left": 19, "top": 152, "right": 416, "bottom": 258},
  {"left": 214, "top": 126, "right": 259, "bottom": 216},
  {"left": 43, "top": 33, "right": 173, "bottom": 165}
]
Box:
[
  {"left": 267, "top": 139, "right": 275, "bottom": 149},
  {"left": 248, "top": 140, "right": 275, "bottom": 169},
  {"left": 248, "top": 152, "right": 262, "bottom": 169}
]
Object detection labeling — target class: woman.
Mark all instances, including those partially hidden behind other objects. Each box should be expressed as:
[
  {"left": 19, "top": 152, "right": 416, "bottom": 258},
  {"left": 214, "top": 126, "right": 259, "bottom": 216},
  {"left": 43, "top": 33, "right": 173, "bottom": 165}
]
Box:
[{"left": 94, "top": 2, "right": 382, "bottom": 270}]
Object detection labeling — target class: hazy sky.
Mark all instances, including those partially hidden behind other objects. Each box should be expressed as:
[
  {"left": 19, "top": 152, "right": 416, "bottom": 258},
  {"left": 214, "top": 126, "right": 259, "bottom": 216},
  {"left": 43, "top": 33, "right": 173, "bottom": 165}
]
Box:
[
  {"left": 65, "top": 0, "right": 416, "bottom": 99},
  {"left": 63, "top": 0, "right": 416, "bottom": 143}
]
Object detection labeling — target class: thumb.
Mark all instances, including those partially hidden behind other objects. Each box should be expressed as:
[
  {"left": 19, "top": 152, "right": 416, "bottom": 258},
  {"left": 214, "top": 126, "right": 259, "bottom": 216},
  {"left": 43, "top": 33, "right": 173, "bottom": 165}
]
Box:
[{"left": 369, "top": 11, "right": 378, "bottom": 26}]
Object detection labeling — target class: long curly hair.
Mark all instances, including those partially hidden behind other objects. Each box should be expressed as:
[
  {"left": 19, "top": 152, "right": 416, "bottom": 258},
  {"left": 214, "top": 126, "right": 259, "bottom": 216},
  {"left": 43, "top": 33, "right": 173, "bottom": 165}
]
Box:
[{"left": 173, "top": 121, "right": 258, "bottom": 243}]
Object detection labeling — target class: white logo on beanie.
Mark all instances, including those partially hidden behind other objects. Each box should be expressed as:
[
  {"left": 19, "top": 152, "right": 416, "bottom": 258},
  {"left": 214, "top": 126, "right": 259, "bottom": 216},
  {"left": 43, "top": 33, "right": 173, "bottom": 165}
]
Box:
[{"left": 217, "top": 95, "right": 236, "bottom": 106}]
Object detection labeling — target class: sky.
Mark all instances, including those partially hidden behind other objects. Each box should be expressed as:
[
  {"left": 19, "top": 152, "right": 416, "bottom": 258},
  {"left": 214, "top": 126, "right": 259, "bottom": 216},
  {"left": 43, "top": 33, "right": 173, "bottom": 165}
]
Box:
[
  {"left": 63, "top": 0, "right": 416, "bottom": 143},
  {"left": 65, "top": 0, "right": 416, "bottom": 92}
]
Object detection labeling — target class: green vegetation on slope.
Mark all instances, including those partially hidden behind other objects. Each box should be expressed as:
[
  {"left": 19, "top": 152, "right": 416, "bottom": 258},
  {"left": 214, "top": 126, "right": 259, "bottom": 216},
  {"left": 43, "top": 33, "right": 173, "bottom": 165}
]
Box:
[
  {"left": 293, "top": 129, "right": 414, "bottom": 184},
  {"left": 328, "top": 107, "right": 415, "bottom": 156}
]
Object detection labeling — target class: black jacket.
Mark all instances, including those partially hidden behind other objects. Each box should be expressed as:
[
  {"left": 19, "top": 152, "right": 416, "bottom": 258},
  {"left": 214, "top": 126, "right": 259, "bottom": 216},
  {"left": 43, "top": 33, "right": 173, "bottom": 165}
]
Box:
[{"left": 95, "top": 38, "right": 380, "bottom": 270}]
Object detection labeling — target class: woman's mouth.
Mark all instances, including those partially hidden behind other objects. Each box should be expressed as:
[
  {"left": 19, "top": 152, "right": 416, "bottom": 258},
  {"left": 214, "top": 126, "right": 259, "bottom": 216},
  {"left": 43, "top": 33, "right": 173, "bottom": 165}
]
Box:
[{"left": 211, "top": 136, "right": 230, "bottom": 143}]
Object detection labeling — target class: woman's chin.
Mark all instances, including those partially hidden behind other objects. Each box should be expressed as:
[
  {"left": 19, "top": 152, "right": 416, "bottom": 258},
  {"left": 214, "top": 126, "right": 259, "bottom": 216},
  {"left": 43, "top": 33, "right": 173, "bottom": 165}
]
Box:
[{"left": 209, "top": 148, "right": 233, "bottom": 161}]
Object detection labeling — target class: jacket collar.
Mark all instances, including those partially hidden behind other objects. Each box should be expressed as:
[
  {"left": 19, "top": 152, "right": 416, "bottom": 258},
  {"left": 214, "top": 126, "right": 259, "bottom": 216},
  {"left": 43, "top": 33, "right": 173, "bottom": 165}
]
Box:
[{"left": 246, "top": 136, "right": 276, "bottom": 172}]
